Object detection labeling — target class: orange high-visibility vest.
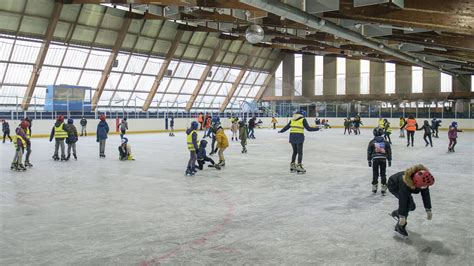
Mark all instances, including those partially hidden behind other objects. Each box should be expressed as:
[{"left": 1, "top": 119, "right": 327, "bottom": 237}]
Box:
[{"left": 406, "top": 119, "right": 417, "bottom": 131}]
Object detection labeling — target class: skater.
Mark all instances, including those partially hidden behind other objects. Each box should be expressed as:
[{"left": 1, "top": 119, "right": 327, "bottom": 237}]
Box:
[
  {"left": 378, "top": 117, "right": 385, "bottom": 129},
  {"left": 169, "top": 116, "right": 175, "bottom": 137},
  {"left": 64, "top": 118, "right": 78, "bottom": 160},
  {"left": 231, "top": 119, "right": 239, "bottom": 141},
  {"left": 11, "top": 120, "right": 30, "bottom": 171},
  {"left": 119, "top": 118, "right": 128, "bottom": 138},
  {"left": 118, "top": 137, "right": 134, "bottom": 160},
  {"left": 239, "top": 120, "right": 248, "bottom": 153},
  {"left": 96, "top": 114, "right": 109, "bottom": 158},
  {"left": 448, "top": 121, "right": 462, "bottom": 152},
  {"left": 271, "top": 116, "right": 278, "bottom": 130},
  {"left": 248, "top": 117, "right": 256, "bottom": 139},
  {"left": 343, "top": 118, "right": 352, "bottom": 135},
  {"left": 367, "top": 128, "right": 392, "bottom": 194},
  {"left": 209, "top": 121, "right": 220, "bottom": 156},
  {"left": 23, "top": 117, "right": 33, "bottom": 167},
  {"left": 353, "top": 116, "right": 363, "bottom": 135},
  {"left": 383, "top": 119, "right": 392, "bottom": 144},
  {"left": 215, "top": 125, "right": 229, "bottom": 167},
  {"left": 49, "top": 115, "right": 68, "bottom": 161},
  {"left": 204, "top": 115, "right": 212, "bottom": 138},
  {"left": 198, "top": 112, "right": 204, "bottom": 131},
  {"left": 387, "top": 164, "right": 434, "bottom": 239},
  {"left": 80, "top": 116, "right": 87, "bottom": 136},
  {"left": 402, "top": 115, "right": 418, "bottom": 147},
  {"left": 278, "top": 111, "right": 320, "bottom": 174},
  {"left": 431, "top": 118, "right": 441, "bottom": 138},
  {"left": 195, "top": 139, "right": 220, "bottom": 170},
  {"left": 399, "top": 117, "right": 406, "bottom": 138},
  {"left": 185, "top": 121, "right": 199, "bottom": 176},
  {"left": 2, "top": 119, "right": 12, "bottom": 143},
  {"left": 417, "top": 120, "right": 434, "bottom": 147}
]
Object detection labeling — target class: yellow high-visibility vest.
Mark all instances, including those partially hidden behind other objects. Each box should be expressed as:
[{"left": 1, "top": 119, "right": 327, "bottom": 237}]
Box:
[
  {"left": 187, "top": 130, "right": 197, "bottom": 151},
  {"left": 25, "top": 128, "right": 31, "bottom": 139},
  {"left": 13, "top": 134, "right": 26, "bottom": 149},
  {"left": 54, "top": 123, "right": 68, "bottom": 139},
  {"left": 290, "top": 119, "right": 304, "bottom": 134}
]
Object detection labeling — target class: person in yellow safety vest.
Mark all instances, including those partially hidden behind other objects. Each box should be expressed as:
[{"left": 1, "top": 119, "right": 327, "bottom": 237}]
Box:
[
  {"left": 402, "top": 114, "right": 418, "bottom": 147},
  {"left": 11, "top": 120, "right": 29, "bottom": 171},
  {"left": 278, "top": 110, "right": 320, "bottom": 174},
  {"left": 185, "top": 121, "right": 199, "bottom": 176},
  {"left": 49, "top": 115, "right": 68, "bottom": 161},
  {"left": 271, "top": 116, "right": 278, "bottom": 130},
  {"left": 378, "top": 117, "right": 386, "bottom": 129},
  {"left": 399, "top": 117, "right": 406, "bottom": 138},
  {"left": 383, "top": 118, "right": 392, "bottom": 144},
  {"left": 23, "top": 117, "right": 33, "bottom": 167}
]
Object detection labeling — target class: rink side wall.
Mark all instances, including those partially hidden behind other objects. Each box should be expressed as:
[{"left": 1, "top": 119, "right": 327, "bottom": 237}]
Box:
[{"left": 11, "top": 117, "right": 474, "bottom": 138}]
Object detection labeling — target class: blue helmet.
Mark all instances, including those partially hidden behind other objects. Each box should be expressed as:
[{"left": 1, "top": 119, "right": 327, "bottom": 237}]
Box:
[
  {"left": 67, "top": 118, "right": 74, "bottom": 124},
  {"left": 191, "top": 121, "right": 199, "bottom": 130},
  {"left": 451, "top": 121, "right": 458, "bottom": 128}
]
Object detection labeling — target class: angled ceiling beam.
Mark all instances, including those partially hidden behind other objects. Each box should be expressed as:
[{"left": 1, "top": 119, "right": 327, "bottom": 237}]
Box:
[
  {"left": 254, "top": 53, "right": 283, "bottom": 101},
  {"left": 21, "top": 2, "right": 63, "bottom": 110},
  {"left": 185, "top": 39, "right": 225, "bottom": 112},
  {"left": 142, "top": 30, "right": 184, "bottom": 111},
  {"left": 239, "top": 0, "right": 456, "bottom": 75},
  {"left": 91, "top": 15, "right": 132, "bottom": 111},
  {"left": 219, "top": 51, "right": 256, "bottom": 112}
]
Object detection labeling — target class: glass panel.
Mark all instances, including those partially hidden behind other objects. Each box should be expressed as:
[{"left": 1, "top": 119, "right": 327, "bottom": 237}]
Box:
[
  {"left": 142, "top": 57, "right": 163, "bottom": 75},
  {"left": 62, "top": 47, "right": 89, "bottom": 68},
  {"left": 181, "top": 80, "right": 198, "bottom": 94},
  {"left": 0, "top": 38, "right": 14, "bottom": 60},
  {"left": 135, "top": 76, "right": 155, "bottom": 92},
  {"left": 157, "top": 78, "right": 170, "bottom": 92},
  {"left": 85, "top": 50, "right": 111, "bottom": 70},
  {"left": 174, "top": 62, "right": 193, "bottom": 78},
  {"left": 412, "top": 66, "right": 423, "bottom": 93},
  {"left": 117, "top": 74, "right": 138, "bottom": 91},
  {"left": 385, "top": 63, "right": 395, "bottom": 94},
  {"left": 166, "top": 78, "right": 185, "bottom": 93},
  {"left": 104, "top": 72, "right": 121, "bottom": 90},
  {"left": 294, "top": 54, "right": 302, "bottom": 96},
  {"left": 188, "top": 64, "right": 206, "bottom": 79},
  {"left": 37, "top": 66, "right": 59, "bottom": 86},
  {"left": 217, "top": 83, "right": 231, "bottom": 96},
  {"left": 78, "top": 70, "right": 102, "bottom": 88},
  {"left": 360, "top": 60, "right": 370, "bottom": 94},
  {"left": 4, "top": 63, "right": 32, "bottom": 84},
  {"left": 56, "top": 68, "right": 82, "bottom": 85},
  {"left": 44, "top": 44, "right": 67, "bottom": 65},
  {"left": 125, "top": 55, "right": 147, "bottom": 73},
  {"left": 0, "top": 86, "right": 26, "bottom": 104},
  {"left": 275, "top": 61, "right": 282, "bottom": 96},
  {"left": 440, "top": 73, "right": 452, "bottom": 92},
  {"left": 10, "top": 39, "right": 41, "bottom": 63},
  {"left": 255, "top": 73, "right": 268, "bottom": 85}
]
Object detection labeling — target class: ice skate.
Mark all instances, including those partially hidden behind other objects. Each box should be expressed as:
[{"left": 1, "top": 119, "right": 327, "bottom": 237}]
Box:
[
  {"left": 390, "top": 210, "right": 399, "bottom": 221},
  {"left": 17, "top": 163, "right": 27, "bottom": 171},
  {"left": 209, "top": 164, "right": 221, "bottom": 170},
  {"left": 381, "top": 184, "right": 387, "bottom": 195},
  {"left": 406, "top": 143, "right": 410, "bottom": 147},
  {"left": 52, "top": 155, "right": 59, "bottom": 161},
  {"left": 217, "top": 160, "right": 225, "bottom": 167},
  {"left": 372, "top": 184, "right": 378, "bottom": 193},
  {"left": 73, "top": 153, "right": 77, "bottom": 160},
  {"left": 24, "top": 161, "right": 33, "bottom": 167},
  {"left": 10, "top": 162, "right": 17, "bottom": 171},
  {"left": 295, "top": 164, "right": 306, "bottom": 174},
  {"left": 394, "top": 223, "right": 408, "bottom": 239},
  {"left": 290, "top": 162, "right": 297, "bottom": 173},
  {"left": 185, "top": 168, "right": 195, "bottom": 176},
  {"left": 66, "top": 154, "right": 71, "bottom": 161},
  {"left": 60, "top": 155, "right": 66, "bottom": 161}
]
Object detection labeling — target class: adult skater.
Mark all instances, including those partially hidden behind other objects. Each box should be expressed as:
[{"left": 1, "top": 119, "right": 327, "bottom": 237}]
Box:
[
  {"left": 23, "top": 117, "right": 33, "bottom": 167},
  {"left": 49, "top": 115, "right": 68, "bottom": 161},
  {"left": 402, "top": 115, "right": 418, "bottom": 147},
  {"left": 185, "top": 121, "right": 199, "bottom": 176},
  {"left": 367, "top": 128, "right": 392, "bottom": 194},
  {"left": 417, "top": 120, "right": 434, "bottom": 147},
  {"left": 248, "top": 117, "right": 256, "bottom": 139},
  {"left": 97, "top": 115, "right": 109, "bottom": 158},
  {"left": 11, "top": 120, "right": 29, "bottom": 171},
  {"left": 387, "top": 164, "right": 434, "bottom": 239},
  {"left": 431, "top": 118, "right": 441, "bottom": 138},
  {"left": 2, "top": 119, "right": 12, "bottom": 143},
  {"left": 278, "top": 111, "right": 320, "bottom": 174}
]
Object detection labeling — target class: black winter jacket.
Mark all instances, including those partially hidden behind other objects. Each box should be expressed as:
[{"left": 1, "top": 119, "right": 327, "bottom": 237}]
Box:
[
  {"left": 417, "top": 124, "right": 434, "bottom": 135},
  {"left": 387, "top": 165, "right": 432, "bottom": 217},
  {"left": 367, "top": 136, "right": 392, "bottom": 161}
]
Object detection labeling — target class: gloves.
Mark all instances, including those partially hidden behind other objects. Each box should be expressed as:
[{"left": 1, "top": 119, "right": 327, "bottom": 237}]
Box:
[
  {"left": 368, "top": 161, "right": 372, "bottom": 167},
  {"left": 426, "top": 210, "right": 432, "bottom": 220},
  {"left": 399, "top": 216, "right": 407, "bottom": 226},
  {"left": 388, "top": 161, "right": 392, "bottom": 167}
]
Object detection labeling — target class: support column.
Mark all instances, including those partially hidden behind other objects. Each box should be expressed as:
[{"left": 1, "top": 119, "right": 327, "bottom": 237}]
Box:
[
  {"left": 395, "top": 64, "right": 412, "bottom": 96},
  {"left": 302, "top": 54, "right": 315, "bottom": 98},
  {"left": 21, "top": 2, "right": 63, "bottom": 110},
  {"left": 91, "top": 15, "right": 132, "bottom": 111},
  {"left": 370, "top": 61, "right": 385, "bottom": 95},
  {"left": 142, "top": 30, "right": 184, "bottom": 111},
  {"left": 323, "top": 57, "right": 337, "bottom": 96},
  {"left": 423, "top": 69, "right": 441, "bottom": 94},
  {"left": 346, "top": 59, "right": 360, "bottom": 95},
  {"left": 282, "top": 53, "right": 294, "bottom": 97}
]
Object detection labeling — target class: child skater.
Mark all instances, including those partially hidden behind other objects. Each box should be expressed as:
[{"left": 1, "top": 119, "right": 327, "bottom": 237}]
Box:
[
  {"left": 448, "top": 121, "right": 462, "bottom": 152},
  {"left": 383, "top": 119, "right": 392, "bottom": 144},
  {"left": 367, "top": 128, "right": 392, "bottom": 194},
  {"left": 431, "top": 117, "right": 441, "bottom": 138},
  {"left": 2, "top": 119, "right": 12, "bottom": 143},
  {"left": 399, "top": 117, "right": 406, "bottom": 138},
  {"left": 215, "top": 125, "right": 229, "bottom": 167},
  {"left": 169, "top": 116, "right": 175, "bottom": 137},
  {"left": 387, "top": 164, "right": 434, "bottom": 239},
  {"left": 353, "top": 116, "right": 363, "bottom": 135},
  {"left": 231, "top": 119, "right": 239, "bottom": 141},
  {"left": 11, "top": 120, "right": 29, "bottom": 171},
  {"left": 278, "top": 111, "right": 320, "bottom": 174},
  {"left": 49, "top": 115, "right": 68, "bottom": 161},
  {"left": 118, "top": 137, "right": 134, "bottom": 160},
  {"left": 417, "top": 120, "right": 434, "bottom": 147},
  {"left": 185, "top": 121, "right": 199, "bottom": 176},
  {"left": 239, "top": 120, "right": 248, "bottom": 153},
  {"left": 195, "top": 139, "right": 220, "bottom": 170},
  {"left": 97, "top": 114, "right": 109, "bottom": 158},
  {"left": 343, "top": 118, "right": 351, "bottom": 135},
  {"left": 64, "top": 118, "right": 78, "bottom": 160}
]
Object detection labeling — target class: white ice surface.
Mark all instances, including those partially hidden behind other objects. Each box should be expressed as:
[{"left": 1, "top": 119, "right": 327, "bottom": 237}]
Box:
[{"left": 0, "top": 128, "right": 473, "bottom": 265}]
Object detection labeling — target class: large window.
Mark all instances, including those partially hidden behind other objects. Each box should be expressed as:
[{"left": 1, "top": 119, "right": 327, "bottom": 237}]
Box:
[
  {"left": 412, "top": 66, "right": 423, "bottom": 93},
  {"left": 294, "top": 54, "right": 302, "bottom": 96},
  {"left": 360, "top": 59, "right": 370, "bottom": 94},
  {"left": 336, "top": 57, "right": 346, "bottom": 95},
  {"left": 440, "top": 73, "right": 452, "bottom": 92},
  {"left": 275, "top": 61, "right": 283, "bottom": 96},
  {"left": 315, "top": 55, "right": 323, "bottom": 95},
  {"left": 385, "top": 63, "right": 396, "bottom": 94}
]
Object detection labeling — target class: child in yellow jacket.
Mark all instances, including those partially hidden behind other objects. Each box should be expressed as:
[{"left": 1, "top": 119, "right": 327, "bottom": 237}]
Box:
[{"left": 215, "top": 126, "right": 229, "bottom": 167}]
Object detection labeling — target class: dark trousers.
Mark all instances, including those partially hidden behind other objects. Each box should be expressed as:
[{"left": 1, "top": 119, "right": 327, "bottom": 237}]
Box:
[
  {"left": 196, "top": 157, "right": 216, "bottom": 170},
  {"left": 273, "top": 123, "right": 276, "bottom": 129},
  {"left": 433, "top": 128, "right": 439, "bottom": 137},
  {"left": 344, "top": 127, "right": 351, "bottom": 134},
  {"left": 372, "top": 158, "right": 387, "bottom": 185},
  {"left": 389, "top": 189, "right": 416, "bottom": 217},
  {"left": 3, "top": 132, "right": 12, "bottom": 142},
  {"left": 248, "top": 128, "right": 255, "bottom": 138},
  {"left": 384, "top": 132, "right": 392, "bottom": 143},
  {"left": 291, "top": 143, "right": 303, "bottom": 164},
  {"left": 25, "top": 144, "right": 32, "bottom": 161},
  {"left": 449, "top": 138, "right": 457, "bottom": 149},
  {"left": 120, "top": 129, "right": 126, "bottom": 138},
  {"left": 423, "top": 133, "right": 432, "bottom": 146},
  {"left": 118, "top": 147, "right": 127, "bottom": 160},
  {"left": 211, "top": 136, "right": 217, "bottom": 153},
  {"left": 407, "top": 131, "right": 415, "bottom": 146},
  {"left": 187, "top": 151, "right": 196, "bottom": 170}
]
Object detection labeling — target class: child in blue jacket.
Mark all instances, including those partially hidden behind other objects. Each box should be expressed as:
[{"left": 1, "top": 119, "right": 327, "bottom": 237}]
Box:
[{"left": 97, "top": 114, "right": 109, "bottom": 158}]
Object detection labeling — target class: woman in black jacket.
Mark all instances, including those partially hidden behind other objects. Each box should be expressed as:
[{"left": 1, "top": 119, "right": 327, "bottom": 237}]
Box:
[
  {"left": 417, "top": 120, "right": 434, "bottom": 147},
  {"left": 387, "top": 164, "right": 435, "bottom": 239}
]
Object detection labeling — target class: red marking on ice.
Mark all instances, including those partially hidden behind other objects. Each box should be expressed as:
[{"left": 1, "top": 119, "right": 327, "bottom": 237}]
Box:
[{"left": 140, "top": 189, "right": 237, "bottom": 265}]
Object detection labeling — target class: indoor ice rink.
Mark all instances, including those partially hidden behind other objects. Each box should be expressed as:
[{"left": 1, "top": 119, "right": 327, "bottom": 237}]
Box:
[{"left": 1, "top": 0, "right": 473, "bottom": 265}]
